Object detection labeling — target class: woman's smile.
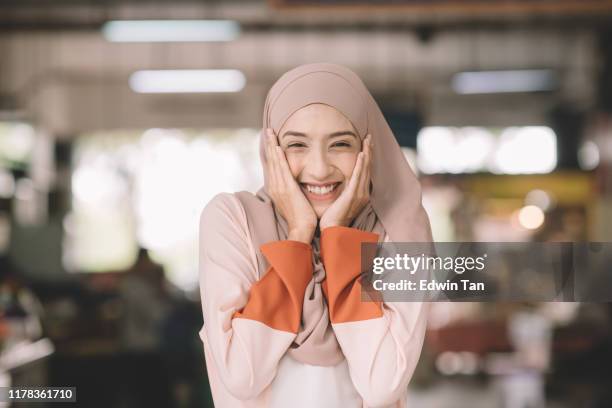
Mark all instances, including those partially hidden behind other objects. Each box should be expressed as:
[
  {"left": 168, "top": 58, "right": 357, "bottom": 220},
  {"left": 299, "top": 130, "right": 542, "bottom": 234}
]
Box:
[{"left": 300, "top": 182, "right": 342, "bottom": 202}]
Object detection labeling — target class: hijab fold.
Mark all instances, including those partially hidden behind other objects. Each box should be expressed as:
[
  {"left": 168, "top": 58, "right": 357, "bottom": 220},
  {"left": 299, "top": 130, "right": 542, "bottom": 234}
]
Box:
[{"left": 235, "top": 63, "right": 432, "bottom": 367}]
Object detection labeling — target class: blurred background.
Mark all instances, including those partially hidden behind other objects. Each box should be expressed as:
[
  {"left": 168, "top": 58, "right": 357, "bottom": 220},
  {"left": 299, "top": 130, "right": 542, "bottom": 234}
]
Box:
[{"left": 1, "top": 0, "right": 612, "bottom": 407}]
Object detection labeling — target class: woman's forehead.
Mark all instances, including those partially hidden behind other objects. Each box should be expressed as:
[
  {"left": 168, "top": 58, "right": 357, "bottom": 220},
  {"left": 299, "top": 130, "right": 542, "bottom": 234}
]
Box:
[
  {"left": 284, "top": 104, "right": 353, "bottom": 126},
  {"left": 279, "top": 104, "right": 360, "bottom": 138}
]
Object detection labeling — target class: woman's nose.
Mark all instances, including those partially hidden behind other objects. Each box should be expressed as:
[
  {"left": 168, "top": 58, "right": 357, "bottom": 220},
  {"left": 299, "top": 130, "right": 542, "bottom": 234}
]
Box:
[{"left": 305, "top": 149, "right": 333, "bottom": 180}]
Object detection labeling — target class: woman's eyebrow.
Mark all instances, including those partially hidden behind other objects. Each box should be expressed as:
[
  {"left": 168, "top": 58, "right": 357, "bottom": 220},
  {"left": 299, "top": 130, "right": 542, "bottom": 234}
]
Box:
[
  {"left": 281, "top": 130, "right": 358, "bottom": 139},
  {"left": 329, "top": 130, "right": 358, "bottom": 139},
  {"left": 281, "top": 131, "right": 307, "bottom": 139}
]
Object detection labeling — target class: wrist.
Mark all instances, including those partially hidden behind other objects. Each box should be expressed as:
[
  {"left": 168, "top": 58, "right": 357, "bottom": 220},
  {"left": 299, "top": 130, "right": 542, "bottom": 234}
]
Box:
[
  {"left": 288, "top": 228, "right": 314, "bottom": 244},
  {"left": 319, "top": 219, "right": 347, "bottom": 231}
]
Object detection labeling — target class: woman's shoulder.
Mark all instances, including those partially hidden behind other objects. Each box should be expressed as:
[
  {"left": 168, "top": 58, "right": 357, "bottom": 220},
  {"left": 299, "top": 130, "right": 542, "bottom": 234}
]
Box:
[
  {"left": 200, "top": 192, "right": 241, "bottom": 216},
  {"left": 199, "top": 193, "right": 259, "bottom": 278},
  {"left": 199, "top": 193, "right": 250, "bottom": 242}
]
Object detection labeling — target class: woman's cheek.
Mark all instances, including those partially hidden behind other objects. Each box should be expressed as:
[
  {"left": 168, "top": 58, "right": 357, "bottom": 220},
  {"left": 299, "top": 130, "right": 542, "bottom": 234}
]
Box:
[
  {"left": 335, "top": 152, "right": 360, "bottom": 179},
  {"left": 284, "top": 153, "right": 304, "bottom": 179}
]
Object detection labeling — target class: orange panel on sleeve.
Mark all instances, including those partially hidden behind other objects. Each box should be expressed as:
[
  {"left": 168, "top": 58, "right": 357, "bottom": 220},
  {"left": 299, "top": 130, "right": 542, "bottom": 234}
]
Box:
[
  {"left": 232, "top": 240, "right": 312, "bottom": 333},
  {"left": 321, "top": 226, "right": 383, "bottom": 324}
]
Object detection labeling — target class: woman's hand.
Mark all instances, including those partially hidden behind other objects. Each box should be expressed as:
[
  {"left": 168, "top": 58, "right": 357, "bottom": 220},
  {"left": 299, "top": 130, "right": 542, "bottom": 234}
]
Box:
[
  {"left": 319, "top": 134, "right": 373, "bottom": 231},
  {"left": 264, "top": 128, "right": 317, "bottom": 244}
]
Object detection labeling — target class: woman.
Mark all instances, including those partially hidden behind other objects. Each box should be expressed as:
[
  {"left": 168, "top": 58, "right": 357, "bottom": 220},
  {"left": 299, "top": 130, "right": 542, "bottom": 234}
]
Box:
[{"left": 199, "top": 63, "right": 432, "bottom": 407}]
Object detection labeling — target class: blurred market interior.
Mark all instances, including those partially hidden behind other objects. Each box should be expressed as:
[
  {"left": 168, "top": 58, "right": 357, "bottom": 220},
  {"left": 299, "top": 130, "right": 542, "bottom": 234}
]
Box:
[{"left": 1, "top": 0, "right": 612, "bottom": 407}]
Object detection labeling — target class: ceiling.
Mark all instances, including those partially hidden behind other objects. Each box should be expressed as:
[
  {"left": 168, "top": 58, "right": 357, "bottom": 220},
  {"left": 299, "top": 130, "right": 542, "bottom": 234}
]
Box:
[
  {"left": 0, "top": 1, "right": 608, "bottom": 135},
  {"left": 2, "top": 0, "right": 612, "bottom": 31}
]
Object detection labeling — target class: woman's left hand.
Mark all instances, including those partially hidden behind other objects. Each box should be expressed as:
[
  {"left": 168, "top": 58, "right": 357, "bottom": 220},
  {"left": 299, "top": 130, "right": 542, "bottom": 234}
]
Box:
[{"left": 319, "top": 134, "right": 373, "bottom": 230}]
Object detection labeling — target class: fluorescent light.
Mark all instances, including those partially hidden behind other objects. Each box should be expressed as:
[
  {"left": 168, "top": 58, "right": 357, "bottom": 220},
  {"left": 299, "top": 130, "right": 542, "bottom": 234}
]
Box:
[
  {"left": 452, "top": 69, "right": 557, "bottom": 94},
  {"left": 417, "top": 126, "right": 496, "bottom": 174},
  {"left": 102, "top": 20, "right": 240, "bottom": 42},
  {"left": 492, "top": 126, "right": 557, "bottom": 174},
  {"left": 129, "top": 69, "right": 246, "bottom": 93},
  {"left": 417, "top": 126, "right": 557, "bottom": 174}
]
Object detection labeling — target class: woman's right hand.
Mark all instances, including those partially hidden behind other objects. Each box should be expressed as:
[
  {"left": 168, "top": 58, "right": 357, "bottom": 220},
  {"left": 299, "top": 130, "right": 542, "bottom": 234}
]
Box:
[{"left": 264, "top": 128, "right": 317, "bottom": 244}]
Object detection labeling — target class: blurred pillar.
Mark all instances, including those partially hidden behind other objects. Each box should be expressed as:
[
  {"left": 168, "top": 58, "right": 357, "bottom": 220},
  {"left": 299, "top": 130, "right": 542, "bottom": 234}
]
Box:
[
  {"left": 8, "top": 133, "right": 71, "bottom": 281},
  {"left": 597, "top": 28, "right": 612, "bottom": 114},
  {"left": 590, "top": 29, "right": 612, "bottom": 240},
  {"left": 550, "top": 104, "right": 584, "bottom": 170}
]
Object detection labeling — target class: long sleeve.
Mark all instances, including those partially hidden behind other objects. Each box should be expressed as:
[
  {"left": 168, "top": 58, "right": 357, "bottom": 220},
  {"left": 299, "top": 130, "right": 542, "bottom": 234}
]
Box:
[
  {"left": 199, "top": 193, "right": 312, "bottom": 401},
  {"left": 321, "top": 226, "right": 429, "bottom": 408}
]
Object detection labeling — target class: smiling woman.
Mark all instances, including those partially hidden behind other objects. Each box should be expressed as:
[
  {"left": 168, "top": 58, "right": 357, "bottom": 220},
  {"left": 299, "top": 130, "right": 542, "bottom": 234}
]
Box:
[
  {"left": 198, "top": 63, "right": 433, "bottom": 408},
  {"left": 278, "top": 104, "right": 362, "bottom": 218}
]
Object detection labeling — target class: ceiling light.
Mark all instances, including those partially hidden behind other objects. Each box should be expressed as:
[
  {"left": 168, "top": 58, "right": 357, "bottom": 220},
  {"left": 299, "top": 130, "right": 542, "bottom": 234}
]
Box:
[
  {"left": 102, "top": 20, "right": 240, "bottom": 42},
  {"left": 452, "top": 69, "right": 557, "bottom": 94},
  {"left": 129, "top": 69, "right": 246, "bottom": 94}
]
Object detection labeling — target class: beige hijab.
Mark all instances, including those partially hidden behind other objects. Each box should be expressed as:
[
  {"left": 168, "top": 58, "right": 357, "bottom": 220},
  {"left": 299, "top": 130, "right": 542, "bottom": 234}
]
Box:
[{"left": 235, "top": 63, "right": 432, "bottom": 367}]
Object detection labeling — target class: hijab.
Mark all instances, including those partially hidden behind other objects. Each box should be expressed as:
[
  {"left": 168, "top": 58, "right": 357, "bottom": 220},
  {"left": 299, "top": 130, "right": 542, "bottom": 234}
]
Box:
[{"left": 235, "top": 62, "right": 433, "bottom": 366}]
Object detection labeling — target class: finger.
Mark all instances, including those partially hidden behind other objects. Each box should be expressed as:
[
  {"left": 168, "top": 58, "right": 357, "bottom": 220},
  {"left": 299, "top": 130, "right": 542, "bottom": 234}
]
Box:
[
  {"left": 275, "top": 146, "right": 297, "bottom": 187},
  {"left": 271, "top": 138, "right": 287, "bottom": 195},
  {"left": 360, "top": 133, "right": 371, "bottom": 153},
  {"left": 264, "top": 129, "right": 274, "bottom": 171},
  {"left": 270, "top": 127, "right": 280, "bottom": 147},
  {"left": 269, "top": 130, "right": 288, "bottom": 190},
  {"left": 263, "top": 129, "right": 273, "bottom": 181},
  {"left": 266, "top": 129, "right": 280, "bottom": 191},
  {"left": 365, "top": 135, "right": 373, "bottom": 188},
  {"left": 264, "top": 129, "right": 274, "bottom": 175},
  {"left": 346, "top": 152, "right": 364, "bottom": 196},
  {"left": 265, "top": 128, "right": 276, "bottom": 155},
  {"left": 365, "top": 137, "right": 373, "bottom": 194},
  {"left": 357, "top": 135, "right": 372, "bottom": 195},
  {"left": 267, "top": 129, "right": 295, "bottom": 187}
]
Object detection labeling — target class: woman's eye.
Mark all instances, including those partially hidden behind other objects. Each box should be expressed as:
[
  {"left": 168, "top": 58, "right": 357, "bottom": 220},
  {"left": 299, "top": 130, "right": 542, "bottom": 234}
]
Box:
[
  {"left": 332, "top": 141, "right": 351, "bottom": 148},
  {"left": 287, "top": 143, "right": 306, "bottom": 148}
]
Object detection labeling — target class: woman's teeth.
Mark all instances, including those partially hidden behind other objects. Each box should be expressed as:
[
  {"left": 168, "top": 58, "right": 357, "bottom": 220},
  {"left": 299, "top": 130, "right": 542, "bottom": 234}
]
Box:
[{"left": 306, "top": 183, "right": 338, "bottom": 195}]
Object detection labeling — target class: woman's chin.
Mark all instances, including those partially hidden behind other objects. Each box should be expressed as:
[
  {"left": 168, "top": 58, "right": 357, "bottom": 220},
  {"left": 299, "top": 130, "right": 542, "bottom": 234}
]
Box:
[
  {"left": 313, "top": 207, "right": 328, "bottom": 219},
  {"left": 310, "top": 202, "right": 331, "bottom": 220}
]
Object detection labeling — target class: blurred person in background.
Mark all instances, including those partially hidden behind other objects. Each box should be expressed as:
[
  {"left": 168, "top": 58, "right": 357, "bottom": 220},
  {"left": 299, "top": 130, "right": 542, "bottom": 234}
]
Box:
[
  {"left": 117, "top": 248, "right": 174, "bottom": 408},
  {"left": 199, "top": 63, "right": 432, "bottom": 407},
  {"left": 497, "top": 303, "right": 552, "bottom": 408},
  {"left": 0, "top": 256, "right": 47, "bottom": 399}
]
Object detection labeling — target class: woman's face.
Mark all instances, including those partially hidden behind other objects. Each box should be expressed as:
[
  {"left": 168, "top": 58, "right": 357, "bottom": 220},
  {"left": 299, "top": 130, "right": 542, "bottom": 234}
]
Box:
[{"left": 277, "top": 103, "right": 362, "bottom": 218}]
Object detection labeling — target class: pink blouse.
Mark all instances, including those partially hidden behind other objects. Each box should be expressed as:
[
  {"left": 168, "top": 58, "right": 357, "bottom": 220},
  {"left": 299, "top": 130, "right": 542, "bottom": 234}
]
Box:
[{"left": 198, "top": 193, "right": 428, "bottom": 407}]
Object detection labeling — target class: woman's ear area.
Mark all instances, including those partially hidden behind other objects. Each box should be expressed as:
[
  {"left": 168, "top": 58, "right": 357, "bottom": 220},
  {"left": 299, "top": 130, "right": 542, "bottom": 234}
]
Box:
[{"left": 268, "top": 126, "right": 280, "bottom": 143}]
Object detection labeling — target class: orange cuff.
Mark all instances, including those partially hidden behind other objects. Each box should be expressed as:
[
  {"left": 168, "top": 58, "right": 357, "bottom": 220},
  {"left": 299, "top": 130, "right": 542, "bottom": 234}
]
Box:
[
  {"left": 321, "top": 226, "right": 383, "bottom": 324},
  {"left": 232, "top": 240, "right": 312, "bottom": 333}
]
